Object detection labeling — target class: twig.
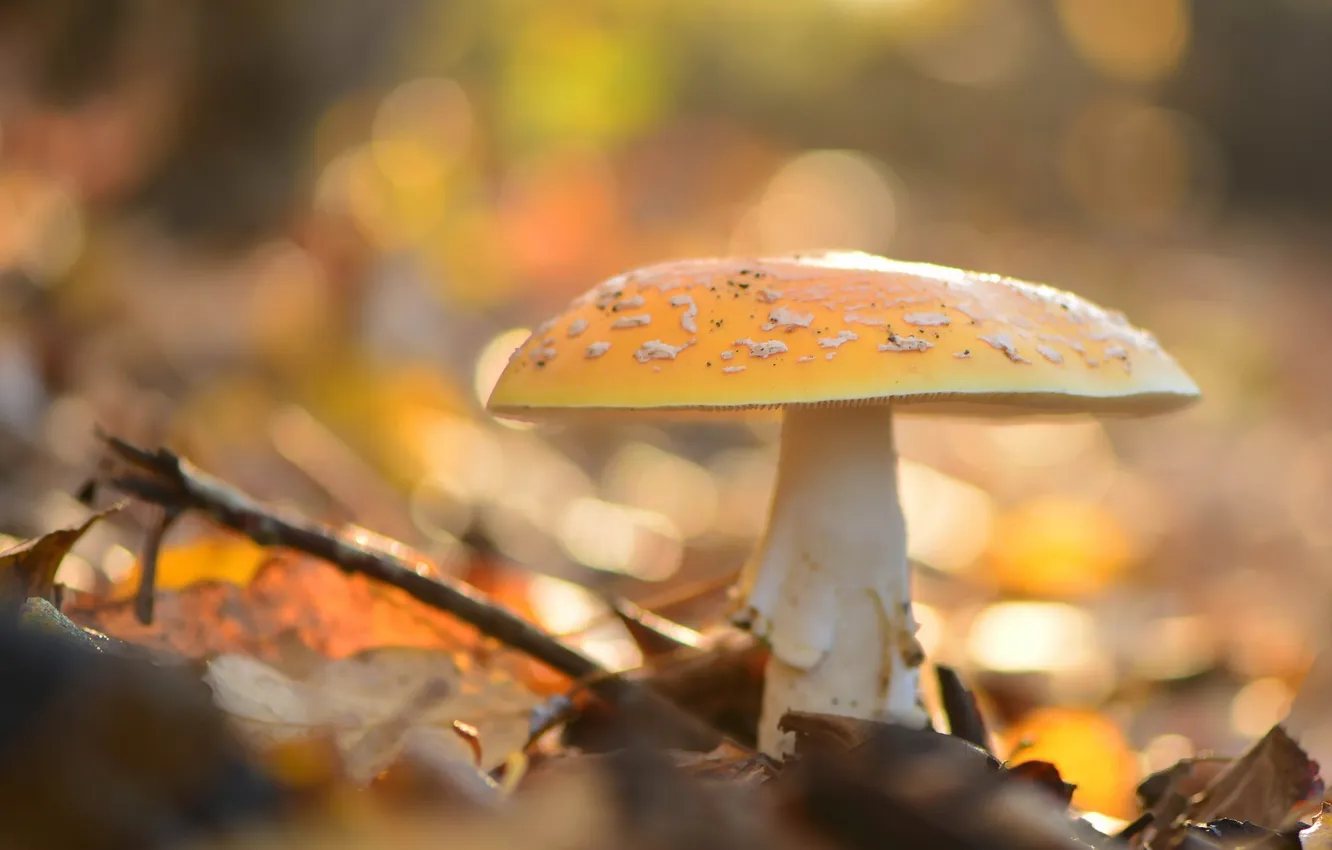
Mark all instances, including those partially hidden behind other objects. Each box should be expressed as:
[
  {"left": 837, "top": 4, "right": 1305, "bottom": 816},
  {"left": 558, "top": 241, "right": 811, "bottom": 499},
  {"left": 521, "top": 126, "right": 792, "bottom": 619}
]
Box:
[
  {"left": 1112, "top": 811, "right": 1152, "bottom": 844},
  {"left": 96, "top": 434, "right": 722, "bottom": 752},
  {"left": 135, "top": 507, "right": 181, "bottom": 625}
]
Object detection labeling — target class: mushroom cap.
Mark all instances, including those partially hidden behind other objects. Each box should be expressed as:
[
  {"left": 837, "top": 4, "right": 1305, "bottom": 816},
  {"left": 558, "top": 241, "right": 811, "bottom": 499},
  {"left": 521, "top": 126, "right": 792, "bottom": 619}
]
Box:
[{"left": 487, "top": 251, "right": 1201, "bottom": 420}]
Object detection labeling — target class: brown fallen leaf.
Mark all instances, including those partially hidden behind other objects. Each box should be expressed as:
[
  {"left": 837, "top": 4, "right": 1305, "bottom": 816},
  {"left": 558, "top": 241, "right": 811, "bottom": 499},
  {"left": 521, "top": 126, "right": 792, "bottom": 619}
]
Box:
[
  {"left": 779, "top": 710, "right": 1005, "bottom": 794},
  {"left": 1302, "top": 804, "right": 1332, "bottom": 850},
  {"left": 1147, "top": 725, "right": 1322, "bottom": 848},
  {"left": 0, "top": 616, "right": 281, "bottom": 850},
  {"left": 780, "top": 711, "right": 887, "bottom": 756},
  {"left": 1006, "top": 761, "right": 1077, "bottom": 810},
  {"left": 204, "top": 646, "right": 540, "bottom": 775},
  {"left": 1137, "top": 757, "right": 1233, "bottom": 812},
  {"left": 1188, "top": 725, "right": 1322, "bottom": 829},
  {"left": 70, "top": 551, "right": 477, "bottom": 659},
  {"left": 194, "top": 757, "right": 622, "bottom": 850},
  {"left": 370, "top": 726, "right": 504, "bottom": 811},
  {"left": 0, "top": 505, "right": 121, "bottom": 610},
  {"left": 610, "top": 597, "right": 709, "bottom": 658},
  {"left": 670, "top": 742, "right": 780, "bottom": 787},
  {"left": 68, "top": 549, "right": 562, "bottom": 694},
  {"left": 772, "top": 719, "right": 1087, "bottom": 850}
]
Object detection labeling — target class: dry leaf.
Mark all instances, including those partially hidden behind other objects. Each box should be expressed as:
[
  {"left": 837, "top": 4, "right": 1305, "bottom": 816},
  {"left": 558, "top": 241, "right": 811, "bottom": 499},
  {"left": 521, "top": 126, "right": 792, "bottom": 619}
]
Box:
[
  {"left": 371, "top": 726, "right": 505, "bottom": 811},
  {"left": 669, "top": 743, "right": 779, "bottom": 787},
  {"left": 0, "top": 616, "right": 280, "bottom": 850},
  {"left": 779, "top": 711, "right": 885, "bottom": 755},
  {"left": 204, "top": 646, "right": 540, "bottom": 775},
  {"left": 1006, "top": 761, "right": 1077, "bottom": 810},
  {"left": 0, "top": 506, "right": 121, "bottom": 607},
  {"left": 195, "top": 758, "right": 619, "bottom": 850},
  {"left": 106, "top": 532, "right": 271, "bottom": 600},
  {"left": 1148, "top": 726, "right": 1323, "bottom": 847},
  {"left": 69, "top": 551, "right": 480, "bottom": 661},
  {"left": 1188, "top": 725, "right": 1322, "bottom": 829},
  {"left": 19, "top": 597, "right": 105, "bottom": 653},
  {"left": 1302, "top": 804, "right": 1332, "bottom": 850}
]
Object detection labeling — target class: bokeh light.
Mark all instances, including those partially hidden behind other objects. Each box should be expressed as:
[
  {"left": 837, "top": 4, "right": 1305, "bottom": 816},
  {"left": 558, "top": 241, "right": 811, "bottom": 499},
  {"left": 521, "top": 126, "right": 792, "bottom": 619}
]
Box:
[
  {"left": 1230, "top": 677, "right": 1294, "bottom": 739},
  {"left": 987, "top": 498, "right": 1132, "bottom": 598},
  {"left": 1059, "top": 98, "right": 1222, "bottom": 229},
  {"left": 732, "top": 149, "right": 900, "bottom": 255},
  {"left": 602, "top": 442, "right": 719, "bottom": 541},
  {"left": 371, "top": 78, "right": 473, "bottom": 191},
  {"left": 899, "top": 459, "right": 995, "bottom": 573},
  {"left": 526, "top": 573, "right": 642, "bottom": 671},
  {"left": 1005, "top": 707, "right": 1139, "bottom": 817},
  {"left": 555, "top": 497, "right": 683, "bottom": 581},
  {"left": 1057, "top": 0, "right": 1190, "bottom": 83},
  {"left": 967, "top": 601, "right": 1100, "bottom": 674}
]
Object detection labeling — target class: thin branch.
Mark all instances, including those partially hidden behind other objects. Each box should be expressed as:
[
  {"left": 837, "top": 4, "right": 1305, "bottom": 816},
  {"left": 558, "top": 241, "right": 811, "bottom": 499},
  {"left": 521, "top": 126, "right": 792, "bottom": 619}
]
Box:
[
  {"left": 135, "top": 507, "right": 181, "bottom": 625},
  {"left": 96, "top": 434, "right": 723, "bottom": 753}
]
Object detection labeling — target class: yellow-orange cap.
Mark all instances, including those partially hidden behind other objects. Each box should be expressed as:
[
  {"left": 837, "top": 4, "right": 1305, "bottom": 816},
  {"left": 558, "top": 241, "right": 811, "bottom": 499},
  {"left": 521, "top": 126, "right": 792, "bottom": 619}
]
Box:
[{"left": 487, "top": 251, "right": 1200, "bottom": 419}]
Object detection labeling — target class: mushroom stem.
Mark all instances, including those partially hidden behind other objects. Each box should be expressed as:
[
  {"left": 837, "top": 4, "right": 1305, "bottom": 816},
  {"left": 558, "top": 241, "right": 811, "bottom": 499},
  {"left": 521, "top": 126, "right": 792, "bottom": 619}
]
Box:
[{"left": 736, "top": 404, "right": 927, "bottom": 756}]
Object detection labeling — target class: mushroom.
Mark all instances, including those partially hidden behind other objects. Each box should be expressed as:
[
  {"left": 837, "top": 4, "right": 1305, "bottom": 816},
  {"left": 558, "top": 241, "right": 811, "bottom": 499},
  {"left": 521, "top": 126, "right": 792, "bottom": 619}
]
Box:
[{"left": 486, "top": 251, "right": 1201, "bottom": 756}]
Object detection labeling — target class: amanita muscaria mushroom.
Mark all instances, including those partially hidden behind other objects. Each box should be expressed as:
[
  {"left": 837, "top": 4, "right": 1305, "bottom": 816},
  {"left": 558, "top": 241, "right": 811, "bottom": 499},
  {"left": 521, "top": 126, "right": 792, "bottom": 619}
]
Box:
[{"left": 487, "top": 251, "right": 1201, "bottom": 756}]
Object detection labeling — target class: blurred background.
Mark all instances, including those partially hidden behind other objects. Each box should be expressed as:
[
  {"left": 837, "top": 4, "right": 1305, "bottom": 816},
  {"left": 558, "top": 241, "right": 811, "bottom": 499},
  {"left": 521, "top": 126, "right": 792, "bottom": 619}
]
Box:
[{"left": 1, "top": 0, "right": 1331, "bottom": 820}]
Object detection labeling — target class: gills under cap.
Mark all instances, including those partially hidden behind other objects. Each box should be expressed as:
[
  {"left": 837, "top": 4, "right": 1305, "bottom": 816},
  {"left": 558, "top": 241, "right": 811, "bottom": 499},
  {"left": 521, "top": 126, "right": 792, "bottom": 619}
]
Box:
[{"left": 487, "top": 251, "right": 1201, "bottom": 419}]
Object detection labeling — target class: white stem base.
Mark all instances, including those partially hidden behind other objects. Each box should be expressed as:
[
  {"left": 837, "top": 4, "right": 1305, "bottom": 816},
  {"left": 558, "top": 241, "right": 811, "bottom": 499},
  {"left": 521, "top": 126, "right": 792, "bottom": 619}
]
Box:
[{"left": 735, "top": 404, "right": 927, "bottom": 756}]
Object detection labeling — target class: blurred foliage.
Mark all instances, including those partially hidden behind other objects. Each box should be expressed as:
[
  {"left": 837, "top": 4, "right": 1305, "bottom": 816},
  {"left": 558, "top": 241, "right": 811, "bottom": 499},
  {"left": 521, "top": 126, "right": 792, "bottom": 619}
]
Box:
[{"left": 0, "top": 0, "right": 1330, "bottom": 822}]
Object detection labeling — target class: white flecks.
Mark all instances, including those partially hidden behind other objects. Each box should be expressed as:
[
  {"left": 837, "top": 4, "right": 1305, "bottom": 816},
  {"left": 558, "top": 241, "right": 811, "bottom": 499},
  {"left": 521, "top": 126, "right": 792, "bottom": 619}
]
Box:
[
  {"left": 611, "top": 314, "right": 651, "bottom": 329},
  {"left": 611, "top": 294, "right": 646, "bottom": 311},
  {"left": 788, "top": 283, "right": 834, "bottom": 303},
  {"left": 584, "top": 277, "right": 627, "bottom": 309},
  {"left": 756, "top": 288, "right": 781, "bottom": 303},
  {"left": 953, "top": 302, "right": 988, "bottom": 322},
  {"left": 888, "top": 294, "right": 935, "bottom": 307},
  {"left": 844, "top": 311, "right": 887, "bottom": 326},
  {"left": 978, "top": 333, "right": 1030, "bottom": 363},
  {"left": 1012, "top": 281, "right": 1050, "bottom": 303},
  {"left": 535, "top": 317, "right": 557, "bottom": 336},
  {"left": 797, "top": 355, "right": 815, "bottom": 363},
  {"left": 722, "top": 366, "right": 746, "bottom": 374},
  {"left": 762, "top": 306, "right": 815, "bottom": 331},
  {"left": 652, "top": 366, "right": 661, "bottom": 372},
  {"left": 735, "top": 337, "right": 789, "bottom": 358},
  {"left": 1088, "top": 319, "right": 1152, "bottom": 351},
  {"left": 567, "top": 317, "right": 589, "bottom": 338},
  {"left": 1104, "top": 344, "right": 1129, "bottom": 360},
  {"left": 1036, "top": 345, "right": 1064, "bottom": 364},
  {"left": 529, "top": 342, "right": 558, "bottom": 363},
  {"left": 954, "top": 350, "right": 971, "bottom": 359},
  {"left": 584, "top": 341, "right": 611, "bottom": 358},
  {"left": 818, "top": 329, "right": 858, "bottom": 349},
  {"left": 878, "top": 334, "right": 933, "bottom": 353},
  {"left": 668, "top": 294, "right": 699, "bottom": 333},
  {"left": 720, "top": 350, "right": 734, "bottom": 361},
  {"left": 634, "top": 338, "right": 695, "bottom": 363},
  {"left": 825, "top": 352, "right": 836, "bottom": 360},
  {"left": 903, "top": 311, "right": 951, "bottom": 327}
]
